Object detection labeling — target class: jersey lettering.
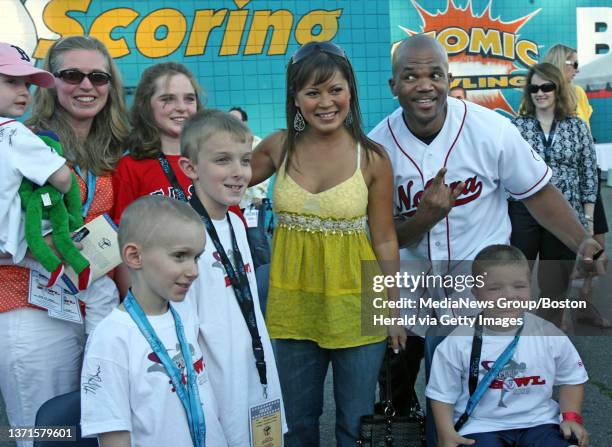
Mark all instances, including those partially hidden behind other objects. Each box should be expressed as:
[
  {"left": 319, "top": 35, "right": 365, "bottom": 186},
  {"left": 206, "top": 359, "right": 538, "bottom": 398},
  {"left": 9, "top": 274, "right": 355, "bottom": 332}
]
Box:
[{"left": 396, "top": 174, "right": 484, "bottom": 216}]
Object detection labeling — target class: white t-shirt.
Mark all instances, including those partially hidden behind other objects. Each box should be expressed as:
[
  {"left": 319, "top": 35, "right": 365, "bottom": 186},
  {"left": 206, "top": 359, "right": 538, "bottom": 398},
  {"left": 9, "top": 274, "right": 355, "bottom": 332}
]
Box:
[
  {"left": 425, "top": 313, "right": 588, "bottom": 435},
  {"left": 81, "top": 306, "right": 227, "bottom": 447},
  {"left": 183, "top": 212, "right": 285, "bottom": 446},
  {"left": 0, "top": 118, "right": 66, "bottom": 263}
]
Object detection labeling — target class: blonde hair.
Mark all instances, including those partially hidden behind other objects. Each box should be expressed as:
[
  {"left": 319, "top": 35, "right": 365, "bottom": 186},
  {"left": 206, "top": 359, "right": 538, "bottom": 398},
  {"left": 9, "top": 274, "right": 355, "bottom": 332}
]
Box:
[
  {"left": 27, "top": 36, "right": 129, "bottom": 175},
  {"left": 518, "top": 63, "right": 576, "bottom": 120},
  {"left": 543, "top": 44, "right": 578, "bottom": 108},
  {"left": 180, "top": 109, "right": 251, "bottom": 162},
  {"left": 118, "top": 195, "right": 203, "bottom": 252}
]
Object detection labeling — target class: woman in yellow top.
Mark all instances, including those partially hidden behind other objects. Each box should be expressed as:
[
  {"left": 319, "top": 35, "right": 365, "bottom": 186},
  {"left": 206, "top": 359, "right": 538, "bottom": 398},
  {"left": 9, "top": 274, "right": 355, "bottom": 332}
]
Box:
[
  {"left": 251, "top": 41, "right": 404, "bottom": 446},
  {"left": 544, "top": 44, "right": 610, "bottom": 328}
]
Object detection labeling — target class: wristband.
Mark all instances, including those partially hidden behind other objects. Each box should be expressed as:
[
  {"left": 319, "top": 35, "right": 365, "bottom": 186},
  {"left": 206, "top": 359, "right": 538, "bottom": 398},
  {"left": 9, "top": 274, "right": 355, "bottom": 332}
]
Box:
[{"left": 562, "top": 412, "right": 584, "bottom": 425}]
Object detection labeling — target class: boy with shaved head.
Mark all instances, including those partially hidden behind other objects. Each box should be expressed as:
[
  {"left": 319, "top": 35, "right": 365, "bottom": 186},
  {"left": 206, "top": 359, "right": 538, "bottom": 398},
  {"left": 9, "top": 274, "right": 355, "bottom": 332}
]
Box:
[{"left": 81, "top": 196, "right": 227, "bottom": 446}]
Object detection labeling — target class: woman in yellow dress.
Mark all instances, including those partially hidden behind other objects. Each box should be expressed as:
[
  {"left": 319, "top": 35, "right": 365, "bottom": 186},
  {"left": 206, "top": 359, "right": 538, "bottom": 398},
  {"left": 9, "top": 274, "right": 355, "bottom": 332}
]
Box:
[{"left": 251, "top": 41, "right": 404, "bottom": 446}]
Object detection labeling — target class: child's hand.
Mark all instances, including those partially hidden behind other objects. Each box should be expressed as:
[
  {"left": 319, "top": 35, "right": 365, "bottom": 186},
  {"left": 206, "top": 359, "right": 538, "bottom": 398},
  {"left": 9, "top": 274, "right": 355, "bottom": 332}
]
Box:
[
  {"left": 560, "top": 420, "right": 588, "bottom": 447},
  {"left": 439, "top": 429, "right": 475, "bottom": 447}
]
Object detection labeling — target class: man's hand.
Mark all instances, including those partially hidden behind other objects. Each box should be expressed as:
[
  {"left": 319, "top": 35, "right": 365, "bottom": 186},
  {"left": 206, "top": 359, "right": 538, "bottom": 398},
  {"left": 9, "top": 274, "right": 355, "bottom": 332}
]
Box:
[
  {"left": 560, "top": 420, "right": 588, "bottom": 447},
  {"left": 415, "top": 168, "right": 464, "bottom": 226},
  {"left": 573, "top": 237, "right": 607, "bottom": 278}
]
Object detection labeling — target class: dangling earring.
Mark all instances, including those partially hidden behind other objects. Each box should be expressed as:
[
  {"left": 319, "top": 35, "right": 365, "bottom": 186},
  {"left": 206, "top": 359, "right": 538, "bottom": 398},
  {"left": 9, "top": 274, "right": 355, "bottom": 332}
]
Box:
[
  {"left": 345, "top": 110, "right": 353, "bottom": 126},
  {"left": 294, "top": 109, "right": 306, "bottom": 132}
]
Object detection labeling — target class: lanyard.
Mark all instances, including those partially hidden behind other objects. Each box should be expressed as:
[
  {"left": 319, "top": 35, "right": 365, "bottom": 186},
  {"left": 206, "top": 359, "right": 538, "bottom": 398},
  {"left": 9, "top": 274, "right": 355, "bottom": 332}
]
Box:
[
  {"left": 158, "top": 154, "right": 188, "bottom": 202},
  {"left": 189, "top": 193, "right": 269, "bottom": 398},
  {"left": 124, "top": 291, "right": 206, "bottom": 447},
  {"left": 73, "top": 165, "right": 96, "bottom": 218},
  {"left": 454, "top": 321, "right": 524, "bottom": 431},
  {"left": 537, "top": 120, "right": 557, "bottom": 161}
]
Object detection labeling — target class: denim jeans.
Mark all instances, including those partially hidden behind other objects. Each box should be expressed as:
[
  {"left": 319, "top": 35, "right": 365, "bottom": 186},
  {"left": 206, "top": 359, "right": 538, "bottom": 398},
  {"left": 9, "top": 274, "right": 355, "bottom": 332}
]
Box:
[
  {"left": 275, "top": 339, "right": 386, "bottom": 447},
  {"left": 463, "top": 424, "right": 579, "bottom": 447}
]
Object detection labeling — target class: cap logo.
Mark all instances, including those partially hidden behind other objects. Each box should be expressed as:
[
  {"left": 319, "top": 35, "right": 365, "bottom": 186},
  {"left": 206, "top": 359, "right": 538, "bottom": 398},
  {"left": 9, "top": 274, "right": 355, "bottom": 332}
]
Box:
[{"left": 11, "top": 45, "right": 30, "bottom": 62}]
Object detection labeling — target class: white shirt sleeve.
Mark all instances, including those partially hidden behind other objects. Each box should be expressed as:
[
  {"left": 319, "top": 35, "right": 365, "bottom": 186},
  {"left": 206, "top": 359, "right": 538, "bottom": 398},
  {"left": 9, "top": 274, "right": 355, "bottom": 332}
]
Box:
[
  {"left": 552, "top": 336, "right": 589, "bottom": 386},
  {"left": 80, "top": 327, "right": 132, "bottom": 437},
  {"left": 9, "top": 123, "right": 66, "bottom": 186},
  {"left": 498, "top": 121, "right": 552, "bottom": 199},
  {"left": 425, "top": 337, "right": 466, "bottom": 405}
]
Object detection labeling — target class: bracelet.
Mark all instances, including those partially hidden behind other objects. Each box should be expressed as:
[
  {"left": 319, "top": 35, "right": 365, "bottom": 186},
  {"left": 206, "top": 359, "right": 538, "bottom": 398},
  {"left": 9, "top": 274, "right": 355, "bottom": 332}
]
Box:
[{"left": 562, "top": 412, "right": 584, "bottom": 425}]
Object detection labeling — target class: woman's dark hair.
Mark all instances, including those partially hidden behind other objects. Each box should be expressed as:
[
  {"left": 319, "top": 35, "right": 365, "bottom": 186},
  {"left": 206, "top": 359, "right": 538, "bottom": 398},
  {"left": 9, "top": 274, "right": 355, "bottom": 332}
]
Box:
[
  {"left": 283, "top": 41, "right": 383, "bottom": 172},
  {"left": 229, "top": 106, "right": 248, "bottom": 122},
  {"left": 518, "top": 62, "right": 576, "bottom": 120},
  {"left": 128, "top": 62, "right": 204, "bottom": 160}
]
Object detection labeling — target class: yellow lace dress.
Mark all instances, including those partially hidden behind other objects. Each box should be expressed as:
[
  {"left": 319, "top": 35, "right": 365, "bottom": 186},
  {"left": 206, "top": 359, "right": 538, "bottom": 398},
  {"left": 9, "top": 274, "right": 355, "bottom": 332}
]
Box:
[{"left": 266, "top": 145, "right": 386, "bottom": 348}]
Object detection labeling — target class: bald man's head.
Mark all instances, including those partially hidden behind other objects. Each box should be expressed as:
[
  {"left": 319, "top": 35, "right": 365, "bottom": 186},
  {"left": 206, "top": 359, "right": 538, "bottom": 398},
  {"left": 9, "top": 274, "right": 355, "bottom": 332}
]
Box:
[
  {"left": 392, "top": 34, "right": 449, "bottom": 76},
  {"left": 388, "top": 34, "right": 452, "bottom": 137}
]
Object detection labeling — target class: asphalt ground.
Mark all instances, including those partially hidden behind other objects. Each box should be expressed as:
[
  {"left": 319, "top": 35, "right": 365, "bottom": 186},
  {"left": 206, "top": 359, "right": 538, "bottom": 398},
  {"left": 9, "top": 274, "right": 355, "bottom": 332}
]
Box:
[{"left": 2, "top": 186, "right": 611, "bottom": 447}]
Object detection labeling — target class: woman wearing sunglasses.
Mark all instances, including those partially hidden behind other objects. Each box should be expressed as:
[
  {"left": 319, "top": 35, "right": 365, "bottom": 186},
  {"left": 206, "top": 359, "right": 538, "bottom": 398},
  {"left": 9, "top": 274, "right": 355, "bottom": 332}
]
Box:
[
  {"left": 251, "top": 41, "right": 403, "bottom": 446},
  {"left": 0, "top": 35, "right": 128, "bottom": 438},
  {"left": 509, "top": 62, "right": 597, "bottom": 328},
  {"left": 544, "top": 44, "right": 610, "bottom": 328}
]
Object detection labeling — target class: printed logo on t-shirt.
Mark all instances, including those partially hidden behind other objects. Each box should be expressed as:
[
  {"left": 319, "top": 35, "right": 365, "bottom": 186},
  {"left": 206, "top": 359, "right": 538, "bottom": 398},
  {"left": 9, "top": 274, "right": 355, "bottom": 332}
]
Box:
[
  {"left": 146, "top": 343, "right": 205, "bottom": 391},
  {"left": 482, "top": 359, "right": 546, "bottom": 407},
  {"left": 149, "top": 184, "right": 194, "bottom": 201},
  {"left": 212, "top": 249, "right": 252, "bottom": 287}
]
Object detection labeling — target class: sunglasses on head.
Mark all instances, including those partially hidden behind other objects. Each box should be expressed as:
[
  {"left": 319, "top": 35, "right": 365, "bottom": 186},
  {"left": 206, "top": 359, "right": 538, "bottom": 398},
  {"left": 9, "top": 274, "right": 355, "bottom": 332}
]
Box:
[
  {"left": 291, "top": 41, "right": 346, "bottom": 65},
  {"left": 527, "top": 82, "right": 556, "bottom": 94},
  {"left": 565, "top": 60, "right": 579, "bottom": 70},
  {"left": 54, "top": 69, "right": 112, "bottom": 86}
]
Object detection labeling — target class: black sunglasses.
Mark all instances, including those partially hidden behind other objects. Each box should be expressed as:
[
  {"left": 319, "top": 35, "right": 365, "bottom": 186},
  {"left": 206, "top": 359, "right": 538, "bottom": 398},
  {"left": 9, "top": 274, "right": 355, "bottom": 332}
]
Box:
[
  {"left": 565, "top": 60, "right": 579, "bottom": 70},
  {"left": 291, "top": 41, "right": 346, "bottom": 65},
  {"left": 54, "top": 69, "right": 112, "bottom": 86},
  {"left": 527, "top": 83, "right": 556, "bottom": 94}
]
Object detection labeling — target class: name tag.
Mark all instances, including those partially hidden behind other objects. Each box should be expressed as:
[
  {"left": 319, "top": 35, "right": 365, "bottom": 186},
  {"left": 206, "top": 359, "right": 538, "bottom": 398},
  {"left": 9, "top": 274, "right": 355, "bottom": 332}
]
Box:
[
  {"left": 244, "top": 207, "right": 259, "bottom": 228},
  {"left": 249, "top": 398, "right": 282, "bottom": 447},
  {"left": 28, "top": 269, "right": 83, "bottom": 324}
]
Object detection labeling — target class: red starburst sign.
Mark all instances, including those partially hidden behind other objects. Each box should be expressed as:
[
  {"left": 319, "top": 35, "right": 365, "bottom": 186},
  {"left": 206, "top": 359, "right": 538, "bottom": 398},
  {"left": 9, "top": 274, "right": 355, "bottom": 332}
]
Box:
[{"left": 398, "top": 0, "right": 541, "bottom": 114}]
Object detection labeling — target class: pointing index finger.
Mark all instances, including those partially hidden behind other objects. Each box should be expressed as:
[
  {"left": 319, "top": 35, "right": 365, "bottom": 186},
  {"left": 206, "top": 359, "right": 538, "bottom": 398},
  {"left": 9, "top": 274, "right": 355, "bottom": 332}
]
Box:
[{"left": 433, "top": 167, "right": 447, "bottom": 185}]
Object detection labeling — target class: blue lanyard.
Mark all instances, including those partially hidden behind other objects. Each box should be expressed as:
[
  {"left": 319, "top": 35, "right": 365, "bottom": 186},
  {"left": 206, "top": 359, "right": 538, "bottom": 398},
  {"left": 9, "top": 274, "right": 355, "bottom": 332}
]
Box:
[
  {"left": 73, "top": 165, "right": 97, "bottom": 218},
  {"left": 454, "top": 322, "right": 524, "bottom": 431},
  {"left": 124, "top": 291, "right": 206, "bottom": 447}
]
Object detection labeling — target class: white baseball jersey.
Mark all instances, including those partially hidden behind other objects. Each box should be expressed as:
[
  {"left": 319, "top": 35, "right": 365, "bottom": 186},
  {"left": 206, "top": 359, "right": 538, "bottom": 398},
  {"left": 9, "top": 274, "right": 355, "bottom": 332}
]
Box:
[
  {"left": 369, "top": 98, "right": 551, "bottom": 334},
  {"left": 369, "top": 97, "right": 551, "bottom": 264}
]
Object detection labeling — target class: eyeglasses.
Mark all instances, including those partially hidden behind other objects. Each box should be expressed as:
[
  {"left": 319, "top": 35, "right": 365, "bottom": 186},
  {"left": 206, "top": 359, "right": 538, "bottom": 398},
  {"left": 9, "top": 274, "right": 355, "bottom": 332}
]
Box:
[
  {"left": 527, "top": 83, "right": 556, "bottom": 94},
  {"left": 291, "top": 41, "right": 346, "bottom": 65},
  {"left": 54, "top": 69, "right": 112, "bottom": 86},
  {"left": 565, "top": 60, "right": 579, "bottom": 70}
]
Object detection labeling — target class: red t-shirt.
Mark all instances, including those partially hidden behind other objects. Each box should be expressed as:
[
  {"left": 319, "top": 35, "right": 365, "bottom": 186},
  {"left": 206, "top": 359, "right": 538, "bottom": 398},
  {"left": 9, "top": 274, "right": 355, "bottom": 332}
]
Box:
[{"left": 111, "top": 154, "right": 245, "bottom": 225}]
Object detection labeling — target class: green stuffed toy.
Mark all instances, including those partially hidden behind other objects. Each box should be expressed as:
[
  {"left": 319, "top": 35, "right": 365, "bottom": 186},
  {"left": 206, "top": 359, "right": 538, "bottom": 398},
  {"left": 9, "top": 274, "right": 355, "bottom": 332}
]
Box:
[{"left": 19, "top": 131, "right": 91, "bottom": 290}]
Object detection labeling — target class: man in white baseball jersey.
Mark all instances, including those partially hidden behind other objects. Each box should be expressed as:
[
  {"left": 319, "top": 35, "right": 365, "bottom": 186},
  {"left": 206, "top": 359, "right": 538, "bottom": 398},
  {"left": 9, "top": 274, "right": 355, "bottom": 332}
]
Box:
[{"left": 368, "top": 34, "right": 604, "bottom": 446}]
